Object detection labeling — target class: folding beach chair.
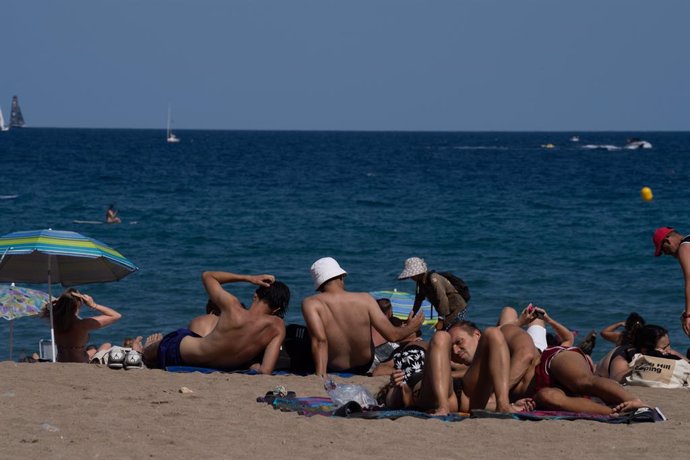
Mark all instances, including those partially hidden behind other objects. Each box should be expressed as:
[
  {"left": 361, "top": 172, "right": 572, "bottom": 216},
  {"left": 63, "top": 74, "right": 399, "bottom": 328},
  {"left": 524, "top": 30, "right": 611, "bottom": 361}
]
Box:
[{"left": 39, "top": 339, "right": 54, "bottom": 361}]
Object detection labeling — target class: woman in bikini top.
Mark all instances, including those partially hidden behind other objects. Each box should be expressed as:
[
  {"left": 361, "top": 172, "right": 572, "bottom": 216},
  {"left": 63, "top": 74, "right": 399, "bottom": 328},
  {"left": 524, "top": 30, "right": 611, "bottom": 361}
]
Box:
[
  {"left": 42, "top": 288, "right": 122, "bottom": 363},
  {"left": 595, "top": 324, "right": 685, "bottom": 382}
]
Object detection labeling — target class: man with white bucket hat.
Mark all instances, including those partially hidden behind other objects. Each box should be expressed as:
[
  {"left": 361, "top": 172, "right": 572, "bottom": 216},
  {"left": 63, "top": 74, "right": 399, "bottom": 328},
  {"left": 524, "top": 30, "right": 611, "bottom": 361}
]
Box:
[{"left": 302, "top": 257, "right": 425, "bottom": 377}]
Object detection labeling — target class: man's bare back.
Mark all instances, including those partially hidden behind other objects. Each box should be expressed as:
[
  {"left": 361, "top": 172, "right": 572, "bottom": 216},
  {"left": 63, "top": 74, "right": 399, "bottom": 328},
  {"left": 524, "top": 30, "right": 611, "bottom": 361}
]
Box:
[
  {"left": 303, "top": 257, "right": 423, "bottom": 376},
  {"left": 144, "top": 271, "right": 290, "bottom": 374},
  {"left": 180, "top": 306, "right": 282, "bottom": 368}
]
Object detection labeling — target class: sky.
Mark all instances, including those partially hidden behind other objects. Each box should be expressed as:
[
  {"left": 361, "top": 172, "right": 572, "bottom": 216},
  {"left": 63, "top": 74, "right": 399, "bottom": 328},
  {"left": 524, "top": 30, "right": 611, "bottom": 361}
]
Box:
[{"left": 2, "top": 0, "right": 689, "bottom": 131}]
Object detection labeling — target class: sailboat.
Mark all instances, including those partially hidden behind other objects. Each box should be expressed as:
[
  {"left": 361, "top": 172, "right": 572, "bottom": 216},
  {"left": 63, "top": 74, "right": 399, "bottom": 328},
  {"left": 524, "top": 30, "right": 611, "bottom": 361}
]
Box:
[
  {"left": 166, "top": 105, "right": 180, "bottom": 143},
  {"left": 10, "top": 96, "right": 26, "bottom": 128},
  {"left": 0, "top": 105, "right": 8, "bottom": 131}
]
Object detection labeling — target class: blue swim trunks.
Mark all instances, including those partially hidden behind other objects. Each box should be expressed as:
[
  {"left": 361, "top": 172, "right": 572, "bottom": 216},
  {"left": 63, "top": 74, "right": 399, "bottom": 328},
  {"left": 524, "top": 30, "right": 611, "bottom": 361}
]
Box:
[{"left": 157, "top": 328, "right": 201, "bottom": 369}]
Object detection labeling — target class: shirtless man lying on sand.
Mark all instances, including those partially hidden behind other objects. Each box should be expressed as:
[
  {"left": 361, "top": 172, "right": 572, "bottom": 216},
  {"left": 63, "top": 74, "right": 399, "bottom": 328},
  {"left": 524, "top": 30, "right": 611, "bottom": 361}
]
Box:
[
  {"left": 302, "top": 257, "right": 425, "bottom": 377},
  {"left": 143, "top": 271, "right": 290, "bottom": 374},
  {"left": 433, "top": 321, "right": 648, "bottom": 415}
]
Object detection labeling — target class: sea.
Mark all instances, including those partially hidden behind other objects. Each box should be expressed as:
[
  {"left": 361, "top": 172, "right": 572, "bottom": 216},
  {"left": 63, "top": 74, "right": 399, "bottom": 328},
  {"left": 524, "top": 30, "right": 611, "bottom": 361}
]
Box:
[{"left": 1, "top": 129, "right": 689, "bottom": 362}]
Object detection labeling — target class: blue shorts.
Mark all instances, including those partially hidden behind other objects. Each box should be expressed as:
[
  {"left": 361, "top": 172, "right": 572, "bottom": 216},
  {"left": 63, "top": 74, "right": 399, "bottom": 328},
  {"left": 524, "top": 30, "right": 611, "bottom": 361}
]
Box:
[{"left": 157, "top": 328, "right": 201, "bottom": 369}]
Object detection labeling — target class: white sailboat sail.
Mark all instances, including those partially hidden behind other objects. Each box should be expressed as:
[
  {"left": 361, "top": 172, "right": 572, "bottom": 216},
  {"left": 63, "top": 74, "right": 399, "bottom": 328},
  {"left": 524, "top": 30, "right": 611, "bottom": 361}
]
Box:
[
  {"left": 0, "top": 105, "right": 8, "bottom": 131},
  {"left": 166, "top": 105, "right": 180, "bottom": 143}
]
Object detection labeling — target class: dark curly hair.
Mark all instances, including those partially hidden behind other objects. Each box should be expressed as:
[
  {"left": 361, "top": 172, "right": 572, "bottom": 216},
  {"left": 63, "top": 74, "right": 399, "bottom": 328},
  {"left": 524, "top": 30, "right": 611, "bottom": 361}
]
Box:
[
  {"left": 621, "top": 312, "right": 646, "bottom": 346},
  {"left": 255, "top": 280, "right": 290, "bottom": 319}
]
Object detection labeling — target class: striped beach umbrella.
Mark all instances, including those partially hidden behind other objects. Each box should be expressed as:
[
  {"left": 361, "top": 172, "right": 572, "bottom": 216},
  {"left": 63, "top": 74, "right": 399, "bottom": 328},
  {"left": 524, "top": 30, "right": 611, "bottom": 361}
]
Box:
[
  {"left": 369, "top": 290, "right": 436, "bottom": 325},
  {"left": 0, "top": 229, "right": 138, "bottom": 361},
  {"left": 0, "top": 229, "right": 137, "bottom": 286}
]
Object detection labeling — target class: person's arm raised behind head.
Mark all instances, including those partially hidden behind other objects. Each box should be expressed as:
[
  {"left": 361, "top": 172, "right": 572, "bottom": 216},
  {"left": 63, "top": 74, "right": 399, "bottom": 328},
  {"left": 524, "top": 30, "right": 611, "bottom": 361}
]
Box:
[
  {"left": 74, "top": 293, "right": 121, "bottom": 330},
  {"left": 201, "top": 271, "right": 274, "bottom": 314},
  {"left": 600, "top": 321, "right": 625, "bottom": 345},
  {"left": 302, "top": 297, "right": 328, "bottom": 377}
]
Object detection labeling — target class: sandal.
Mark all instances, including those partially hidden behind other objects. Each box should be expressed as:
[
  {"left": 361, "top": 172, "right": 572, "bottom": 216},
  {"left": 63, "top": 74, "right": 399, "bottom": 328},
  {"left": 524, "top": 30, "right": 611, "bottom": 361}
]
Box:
[
  {"left": 107, "top": 347, "right": 126, "bottom": 369},
  {"left": 124, "top": 350, "right": 144, "bottom": 370}
]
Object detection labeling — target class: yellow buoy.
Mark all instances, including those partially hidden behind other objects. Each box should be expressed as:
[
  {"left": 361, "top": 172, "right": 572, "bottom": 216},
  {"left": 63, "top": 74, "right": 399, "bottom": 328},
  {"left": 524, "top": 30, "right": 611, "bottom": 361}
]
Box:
[{"left": 640, "top": 186, "right": 653, "bottom": 201}]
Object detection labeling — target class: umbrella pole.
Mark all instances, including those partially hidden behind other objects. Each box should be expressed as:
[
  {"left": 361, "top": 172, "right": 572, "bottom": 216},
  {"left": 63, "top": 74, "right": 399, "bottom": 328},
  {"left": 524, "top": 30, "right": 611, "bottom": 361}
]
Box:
[
  {"left": 48, "top": 257, "right": 56, "bottom": 363},
  {"left": 9, "top": 319, "right": 13, "bottom": 361}
]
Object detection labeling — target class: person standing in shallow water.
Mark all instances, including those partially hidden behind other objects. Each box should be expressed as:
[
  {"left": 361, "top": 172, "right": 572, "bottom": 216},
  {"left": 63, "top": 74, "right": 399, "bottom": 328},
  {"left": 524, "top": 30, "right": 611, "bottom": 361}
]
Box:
[
  {"left": 653, "top": 227, "right": 690, "bottom": 336},
  {"left": 105, "top": 204, "right": 121, "bottom": 224}
]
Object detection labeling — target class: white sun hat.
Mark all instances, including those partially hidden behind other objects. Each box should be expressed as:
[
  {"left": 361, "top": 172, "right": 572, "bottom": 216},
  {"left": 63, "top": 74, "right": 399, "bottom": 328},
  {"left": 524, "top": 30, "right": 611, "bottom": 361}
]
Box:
[
  {"left": 398, "top": 257, "right": 428, "bottom": 280},
  {"left": 311, "top": 257, "right": 348, "bottom": 290}
]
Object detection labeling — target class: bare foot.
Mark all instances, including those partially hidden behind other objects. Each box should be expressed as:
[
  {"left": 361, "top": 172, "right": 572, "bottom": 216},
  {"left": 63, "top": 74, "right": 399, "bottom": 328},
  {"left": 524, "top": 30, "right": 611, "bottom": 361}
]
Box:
[
  {"left": 612, "top": 399, "right": 648, "bottom": 414},
  {"left": 144, "top": 333, "right": 162, "bottom": 348},
  {"left": 430, "top": 407, "right": 450, "bottom": 416},
  {"left": 131, "top": 336, "right": 144, "bottom": 352}
]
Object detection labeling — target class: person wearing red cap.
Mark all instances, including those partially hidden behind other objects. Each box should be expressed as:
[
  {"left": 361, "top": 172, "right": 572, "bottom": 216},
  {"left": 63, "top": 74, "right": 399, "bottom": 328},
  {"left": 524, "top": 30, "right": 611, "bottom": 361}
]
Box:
[{"left": 653, "top": 227, "right": 690, "bottom": 336}]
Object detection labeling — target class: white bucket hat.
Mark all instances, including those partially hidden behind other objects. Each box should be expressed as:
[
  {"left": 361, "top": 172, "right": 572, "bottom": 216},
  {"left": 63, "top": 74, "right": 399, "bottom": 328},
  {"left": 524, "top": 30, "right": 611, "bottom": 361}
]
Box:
[
  {"left": 398, "top": 257, "right": 428, "bottom": 280},
  {"left": 311, "top": 257, "right": 348, "bottom": 290}
]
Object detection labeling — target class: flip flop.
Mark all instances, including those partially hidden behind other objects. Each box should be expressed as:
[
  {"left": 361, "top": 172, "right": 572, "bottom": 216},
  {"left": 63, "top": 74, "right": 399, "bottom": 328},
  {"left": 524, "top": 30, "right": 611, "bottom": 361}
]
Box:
[
  {"left": 123, "top": 350, "right": 144, "bottom": 370},
  {"left": 333, "top": 401, "right": 363, "bottom": 417},
  {"left": 107, "top": 347, "right": 126, "bottom": 369},
  {"left": 262, "top": 388, "right": 296, "bottom": 403}
]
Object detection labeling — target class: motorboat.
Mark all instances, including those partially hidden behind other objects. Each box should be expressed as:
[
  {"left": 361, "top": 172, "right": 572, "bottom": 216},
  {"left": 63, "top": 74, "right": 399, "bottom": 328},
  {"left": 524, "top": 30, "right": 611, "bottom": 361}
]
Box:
[
  {"left": 570, "top": 136, "right": 580, "bottom": 142},
  {"left": 624, "top": 138, "right": 652, "bottom": 149}
]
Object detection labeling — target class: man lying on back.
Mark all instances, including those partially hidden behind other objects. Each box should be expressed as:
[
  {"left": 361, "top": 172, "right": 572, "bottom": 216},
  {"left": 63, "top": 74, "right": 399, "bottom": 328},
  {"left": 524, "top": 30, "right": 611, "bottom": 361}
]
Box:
[
  {"left": 302, "top": 257, "right": 424, "bottom": 376},
  {"left": 143, "top": 271, "right": 289, "bottom": 374}
]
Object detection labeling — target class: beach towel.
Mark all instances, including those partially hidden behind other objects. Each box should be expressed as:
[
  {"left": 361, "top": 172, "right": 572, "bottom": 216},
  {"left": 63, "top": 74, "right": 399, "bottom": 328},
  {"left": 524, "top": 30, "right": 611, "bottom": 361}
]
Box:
[
  {"left": 471, "top": 407, "right": 666, "bottom": 424},
  {"left": 256, "top": 394, "right": 468, "bottom": 421},
  {"left": 625, "top": 353, "right": 690, "bottom": 388},
  {"left": 257, "top": 394, "right": 666, "bottom": 423}
]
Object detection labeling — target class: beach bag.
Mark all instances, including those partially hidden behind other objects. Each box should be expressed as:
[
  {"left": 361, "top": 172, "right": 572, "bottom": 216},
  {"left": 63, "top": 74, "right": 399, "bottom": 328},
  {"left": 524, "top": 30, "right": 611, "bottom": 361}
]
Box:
[
  {"left": 283, "top": 324, "right": 315, "bottom": 373},
  {"left": 432, "top": 271, "right": 471, "bottom": 302},
  {"left": 625, "top": 353, "right": 690, "bottom": 388}
]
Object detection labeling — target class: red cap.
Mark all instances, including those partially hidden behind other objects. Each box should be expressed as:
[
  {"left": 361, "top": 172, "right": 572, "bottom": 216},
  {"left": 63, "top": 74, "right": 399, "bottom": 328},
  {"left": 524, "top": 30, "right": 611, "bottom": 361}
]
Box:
[{"left": 653, "top": 227, "right": 674, "bottom": 256}]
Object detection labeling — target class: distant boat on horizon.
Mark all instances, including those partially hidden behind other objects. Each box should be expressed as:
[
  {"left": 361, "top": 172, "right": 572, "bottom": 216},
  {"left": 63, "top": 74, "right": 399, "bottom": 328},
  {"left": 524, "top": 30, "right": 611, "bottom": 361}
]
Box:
[
  {"left": 624, "top": 138, "right": 652, "bottom": 150},
  {"left": 0, "top": 105, "right": 8, "bottom": 131},
  {"left": 166, "top": 105, "right": 180, "bottom": 143},
  {"left": 9, "top": 95, "right": 26, "bottom": 128}
]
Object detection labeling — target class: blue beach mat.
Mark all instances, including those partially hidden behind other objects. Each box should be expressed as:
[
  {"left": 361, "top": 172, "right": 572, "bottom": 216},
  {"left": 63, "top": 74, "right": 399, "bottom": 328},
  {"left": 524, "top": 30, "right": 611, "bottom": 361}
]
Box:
[
  {"left": 257, "top": 394, "right": 666, "bottom": 423},
  {"left": 165, "top": 366, "right": 356, "bottom": 378}
]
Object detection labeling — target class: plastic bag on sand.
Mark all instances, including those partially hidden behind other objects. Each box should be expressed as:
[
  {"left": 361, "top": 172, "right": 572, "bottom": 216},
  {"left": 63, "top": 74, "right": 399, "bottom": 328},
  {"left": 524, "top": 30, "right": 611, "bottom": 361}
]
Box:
[{"left": 324, "top": 377, "right": 378, "bottom": 409}]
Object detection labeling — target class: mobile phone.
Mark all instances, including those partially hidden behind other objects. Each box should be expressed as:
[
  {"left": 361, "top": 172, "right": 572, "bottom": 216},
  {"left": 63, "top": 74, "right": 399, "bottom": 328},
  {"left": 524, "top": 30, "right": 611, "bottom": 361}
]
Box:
[{"left": 534, "top": 309, "right": 545, "bottom": 319}]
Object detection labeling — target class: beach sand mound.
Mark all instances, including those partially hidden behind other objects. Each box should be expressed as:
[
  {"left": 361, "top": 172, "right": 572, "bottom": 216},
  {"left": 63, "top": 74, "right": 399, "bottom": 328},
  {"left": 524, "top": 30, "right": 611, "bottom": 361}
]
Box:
[{"left": 0, "top": 362, "right": 688, "bottom": 459}]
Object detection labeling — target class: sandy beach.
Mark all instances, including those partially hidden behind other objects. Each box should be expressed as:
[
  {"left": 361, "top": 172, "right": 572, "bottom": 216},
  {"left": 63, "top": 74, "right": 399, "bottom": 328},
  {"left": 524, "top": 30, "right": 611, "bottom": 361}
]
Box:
[{"left": 1, "top": 362, "right": 688, "bottom": 459}]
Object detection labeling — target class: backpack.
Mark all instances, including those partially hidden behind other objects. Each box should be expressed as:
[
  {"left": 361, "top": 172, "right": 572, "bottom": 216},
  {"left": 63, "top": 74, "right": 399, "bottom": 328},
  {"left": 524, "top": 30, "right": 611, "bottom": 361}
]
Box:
[
  {"left": 432, "top": 271, "right": 471, "bottom": 302},
  {"left": 283, "top": 324, "right": 315, "bottom": 373}
]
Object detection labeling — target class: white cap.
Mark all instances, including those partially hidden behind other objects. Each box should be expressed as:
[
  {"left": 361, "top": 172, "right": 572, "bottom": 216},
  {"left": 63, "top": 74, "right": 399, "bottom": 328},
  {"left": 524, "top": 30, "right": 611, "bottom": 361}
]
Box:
[
  {"left": 398, "top": 257, "right": 428, "bottom": 279},
  {"left": 311, "top": 257, "right": 347, "bottom": 291}
]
